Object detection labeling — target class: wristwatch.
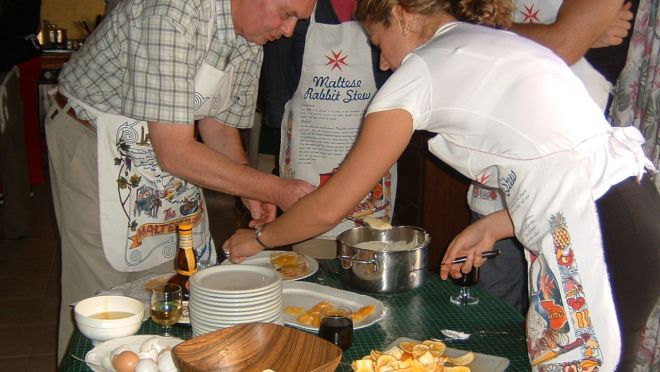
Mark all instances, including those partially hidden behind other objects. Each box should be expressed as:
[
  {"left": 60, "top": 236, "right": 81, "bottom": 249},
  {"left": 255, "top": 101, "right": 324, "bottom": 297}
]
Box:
[{"left": 255, "top": 224, "right": 272, "bottom": 250}]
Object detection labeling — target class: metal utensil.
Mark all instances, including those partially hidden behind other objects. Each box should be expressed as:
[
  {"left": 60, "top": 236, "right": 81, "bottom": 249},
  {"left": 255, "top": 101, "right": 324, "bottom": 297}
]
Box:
[
  {"left": 432, "top": 328, "right": 523, "bottom": 342},
  {"left": 69, "top": 353, "right": 108, "bottom": 371},
  {"left": 346, "top": 216, "right": 392, "bottom": 231},
  {"left": 440, "top": 249, "right": 501, "bottom": 265}
]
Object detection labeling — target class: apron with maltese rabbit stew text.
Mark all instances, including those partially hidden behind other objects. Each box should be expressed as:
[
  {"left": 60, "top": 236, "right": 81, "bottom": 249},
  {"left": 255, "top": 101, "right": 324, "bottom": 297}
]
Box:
[
  {"left": 279, "top": 10, "right": 396, "bottom": 239},
  {"left": 93, "top": 0, "right": 228, "bottom": 271}
]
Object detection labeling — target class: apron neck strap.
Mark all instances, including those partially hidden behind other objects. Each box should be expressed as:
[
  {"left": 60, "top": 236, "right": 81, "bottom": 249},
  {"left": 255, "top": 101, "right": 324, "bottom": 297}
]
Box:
[{"left": 310, "top": 2, "right": 318, "bottom": 24}]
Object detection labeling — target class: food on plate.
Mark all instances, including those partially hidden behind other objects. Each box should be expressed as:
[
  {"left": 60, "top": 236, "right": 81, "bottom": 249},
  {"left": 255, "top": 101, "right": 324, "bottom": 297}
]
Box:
[
  {"left": 113, "top": 349, "right": 139, "bottom": 372},
  {"left": 284, "top": 301, "right": 376, "bottom": 328},
  {"left": 106, "top": 337, "right": 179, "bottom": 372},
  {"left": 352, "top": 304, "right": 376, "bottom": 323},
  {"left": 134, "top": 358, "right": 159, "bottom": 372},
  {"left": 270, "top": 251, "right": 309, "bottom": 279},
  {"left": 352, "top": 339, "right": 475, "bottom": 371}
]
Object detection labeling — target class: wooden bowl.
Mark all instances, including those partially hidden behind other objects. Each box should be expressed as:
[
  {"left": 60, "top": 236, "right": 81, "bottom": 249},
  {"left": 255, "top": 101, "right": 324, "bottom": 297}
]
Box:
[{"left": 172, "top": 322, "right": 343, "bottom": 372}]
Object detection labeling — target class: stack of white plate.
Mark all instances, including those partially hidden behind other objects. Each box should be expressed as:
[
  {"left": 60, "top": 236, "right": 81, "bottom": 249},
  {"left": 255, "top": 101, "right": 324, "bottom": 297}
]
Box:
[{"left": 188, "top": 265, "right": 283, "bottom": 337}]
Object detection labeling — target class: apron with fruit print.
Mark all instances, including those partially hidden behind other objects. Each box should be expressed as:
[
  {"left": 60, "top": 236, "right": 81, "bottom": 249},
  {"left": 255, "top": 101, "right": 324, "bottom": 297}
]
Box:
[
  {"left": 279, "top": 10, "right": 396, "bottom": 239},
  {"left": 428, "top": 127, "right": 652, "bottom": 371},
  {"left": 87, "top": 0, "right": 229, "bottom": 271}
]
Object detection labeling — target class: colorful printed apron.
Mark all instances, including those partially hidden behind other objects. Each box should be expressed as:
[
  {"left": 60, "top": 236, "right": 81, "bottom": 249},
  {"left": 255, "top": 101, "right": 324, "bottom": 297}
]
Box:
[
  {"left": 469, "top": 0, "right": 613, "bottom": 216},
  {"left": 77, "top": 0, "right": 228, "bottom": 272},
  {"left": 279, "top": 10, "right": 396, "bottom": 239},
  {"left": 430, "top": 127, "right": 652, "bottom": 371}
]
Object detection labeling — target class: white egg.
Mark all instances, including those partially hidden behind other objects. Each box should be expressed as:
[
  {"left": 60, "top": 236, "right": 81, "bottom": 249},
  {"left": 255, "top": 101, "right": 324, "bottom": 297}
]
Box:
[
  {"left": 134, "top": 358, "right": 159, "bottom": 372},
  {"left": 137, "top": 346, "right": 159, "bottom": 362},
  {"left": 157, "top": 348, "right": 178, "bottom": 372},
  {"left": 140, "top": 336, "right": 165, "bottom": 354}
]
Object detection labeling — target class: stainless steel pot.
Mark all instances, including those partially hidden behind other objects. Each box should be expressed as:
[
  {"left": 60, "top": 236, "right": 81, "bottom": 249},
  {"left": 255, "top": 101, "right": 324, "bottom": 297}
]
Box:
[{"left": 337, "top": 226, "right": 431, "bottom": 294}]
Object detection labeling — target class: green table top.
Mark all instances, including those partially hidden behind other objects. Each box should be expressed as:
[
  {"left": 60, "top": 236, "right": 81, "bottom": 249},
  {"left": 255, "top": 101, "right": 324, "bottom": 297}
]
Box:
[{"left": 62, "top": 259, "right": 531, "bottom": 371}]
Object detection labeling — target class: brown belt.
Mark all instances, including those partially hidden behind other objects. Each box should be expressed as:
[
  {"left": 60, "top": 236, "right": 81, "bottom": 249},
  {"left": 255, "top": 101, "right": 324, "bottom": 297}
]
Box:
[{"left": 54, "top": 92, "right": 96, "bottom": 133}]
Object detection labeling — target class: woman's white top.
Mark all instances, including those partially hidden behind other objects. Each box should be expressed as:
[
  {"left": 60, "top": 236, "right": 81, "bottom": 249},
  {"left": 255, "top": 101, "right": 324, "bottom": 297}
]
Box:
[{"left": 367, "top": 22, "right": 646, "bottom": 200}]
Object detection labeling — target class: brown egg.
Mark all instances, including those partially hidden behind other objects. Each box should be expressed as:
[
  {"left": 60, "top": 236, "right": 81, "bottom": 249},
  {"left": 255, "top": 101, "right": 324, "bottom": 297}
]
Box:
[{"left": 113, "top": 350, "right": 139, "bottom": 372}]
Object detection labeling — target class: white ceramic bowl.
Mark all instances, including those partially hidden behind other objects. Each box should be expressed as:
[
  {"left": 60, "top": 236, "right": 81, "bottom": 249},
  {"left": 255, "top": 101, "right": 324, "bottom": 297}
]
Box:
[{"left": 74, "top": 295, "right": 144, "bottom": 343}]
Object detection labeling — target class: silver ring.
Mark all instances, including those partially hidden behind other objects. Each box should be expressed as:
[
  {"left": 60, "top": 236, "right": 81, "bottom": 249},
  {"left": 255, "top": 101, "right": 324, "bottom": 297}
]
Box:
[{"left": 223, "top": 247, "right": 230, "bottom": 257}]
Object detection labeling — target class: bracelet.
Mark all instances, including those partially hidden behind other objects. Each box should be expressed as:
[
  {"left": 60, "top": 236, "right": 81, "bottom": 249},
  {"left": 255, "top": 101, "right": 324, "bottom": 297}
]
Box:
[{"left": 255, "top": 224, "right": 272, "bottom": 250}]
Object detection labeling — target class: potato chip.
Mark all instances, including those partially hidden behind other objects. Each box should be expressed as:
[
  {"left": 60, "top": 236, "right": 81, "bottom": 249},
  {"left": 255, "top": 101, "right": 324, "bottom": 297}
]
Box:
[
  {"left": 448, "top": 351, "right": 475, "bottom": 366},
  {"left": 352, "top": 339, "right": 474, "bottom": 372}
]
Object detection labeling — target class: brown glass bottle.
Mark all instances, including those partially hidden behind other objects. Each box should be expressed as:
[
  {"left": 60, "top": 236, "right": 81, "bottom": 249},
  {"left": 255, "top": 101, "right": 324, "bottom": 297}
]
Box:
[{"left": 167, "top": 223, "right": 197, "bottom": 300}]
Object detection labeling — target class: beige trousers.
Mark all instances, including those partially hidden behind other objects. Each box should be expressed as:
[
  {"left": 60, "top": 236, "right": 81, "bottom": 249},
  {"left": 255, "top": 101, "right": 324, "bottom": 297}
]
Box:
[{"left": 45, "top": 103, "right": 174, "bottom": 365}]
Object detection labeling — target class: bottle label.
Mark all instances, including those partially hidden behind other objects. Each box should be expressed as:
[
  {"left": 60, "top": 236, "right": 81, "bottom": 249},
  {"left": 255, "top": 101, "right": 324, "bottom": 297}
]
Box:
[
  {"left": 176, "top": 268, "right": 196, "bottom": 276},
  {"left": 183, "top": 246, "right": 197, "bottom": 272}
]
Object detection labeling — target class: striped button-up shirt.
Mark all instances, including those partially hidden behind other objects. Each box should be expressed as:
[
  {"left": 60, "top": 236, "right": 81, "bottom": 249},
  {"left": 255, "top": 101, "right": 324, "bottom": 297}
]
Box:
[{"left": 59, "top": 0, "right": 262, "bottom": 128}]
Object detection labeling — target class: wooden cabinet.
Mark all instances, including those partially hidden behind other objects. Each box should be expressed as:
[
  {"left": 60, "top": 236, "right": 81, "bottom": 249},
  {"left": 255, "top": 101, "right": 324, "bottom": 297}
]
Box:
[
  {"left": 392, "top": 131, "right": 471, "bottom": 271},
  {"left": 41, "top": 51, "right": 74, "bottom": 70}
]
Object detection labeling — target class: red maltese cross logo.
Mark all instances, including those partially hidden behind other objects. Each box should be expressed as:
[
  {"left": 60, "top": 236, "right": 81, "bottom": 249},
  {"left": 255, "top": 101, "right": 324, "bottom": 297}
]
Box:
[
  {"left": 325, "top": 49, "right": 348, "bottom": 71},
  {"left": 520, "top": 4, "right": 540, "bottom": 23}
]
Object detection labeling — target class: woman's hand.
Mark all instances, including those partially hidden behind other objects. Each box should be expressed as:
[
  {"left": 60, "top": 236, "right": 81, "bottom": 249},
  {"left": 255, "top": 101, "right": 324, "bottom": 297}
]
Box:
[
  {"left": 439, "top": 210, "right": 515, "bottom": 280},
  {"left": 222, "top": 229, "right": 263, "bottom": 263}
]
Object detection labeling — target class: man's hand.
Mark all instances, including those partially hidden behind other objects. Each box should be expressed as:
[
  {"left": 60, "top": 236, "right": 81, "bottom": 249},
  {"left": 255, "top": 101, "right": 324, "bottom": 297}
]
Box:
[
  {"left": 275, "top": 179, "right": 317, "bottom": 210},
  {"left": 592, "top": 1, "right": 633, "bottom": 48},
  {"left": 242, "top": 198, "right": 277, "bottom": 228}
]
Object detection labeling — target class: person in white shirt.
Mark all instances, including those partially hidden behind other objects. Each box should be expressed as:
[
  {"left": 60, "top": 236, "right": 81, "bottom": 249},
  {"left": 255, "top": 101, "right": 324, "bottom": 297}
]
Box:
[
  {"left": 224, "top": 0, "right": 659, "bottom": 369},
  {"left": 468, "top": 0, "right": 634, "bottom": 316}
]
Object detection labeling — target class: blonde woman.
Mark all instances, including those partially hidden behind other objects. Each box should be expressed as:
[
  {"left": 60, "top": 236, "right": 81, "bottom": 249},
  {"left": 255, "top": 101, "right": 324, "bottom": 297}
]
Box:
[{"left": 224, "top": 0, "right": 659, "bottom": 369}]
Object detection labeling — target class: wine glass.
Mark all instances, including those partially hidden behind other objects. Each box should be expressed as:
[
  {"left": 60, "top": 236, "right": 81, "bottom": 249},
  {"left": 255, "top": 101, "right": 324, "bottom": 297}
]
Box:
[
  {"left": 318, "top": 306, "right": 353, "bottom": 351},
  {"left": 150, "top": 283, "right": 183, "bottom": 336},
  {"left": 450, "top": 267, "right": 480, "bottom": 305}
]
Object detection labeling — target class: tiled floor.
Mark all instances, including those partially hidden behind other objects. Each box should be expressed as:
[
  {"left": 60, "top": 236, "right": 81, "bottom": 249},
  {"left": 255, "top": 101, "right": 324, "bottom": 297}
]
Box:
[{"left": 0, "top": 154, "right": 275, "bottom": 371}]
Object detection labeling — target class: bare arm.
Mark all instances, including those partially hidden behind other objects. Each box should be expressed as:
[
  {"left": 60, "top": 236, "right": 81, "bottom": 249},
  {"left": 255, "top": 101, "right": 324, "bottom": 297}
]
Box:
[
  {"left": 439, "top": 210, "right": 515, "bottom": 280},
  {"left": 197, "top": 118, "right": 277, "bottom": 225},
  {"left": 148, "top": 121, "right": 315, "bottom": 210},
  {"left": 510, "top": 0, "right": 625, "bottom": 65},
  {"left": 223, "top": 109, "right": 414, "bottom": 262},
  {"left": 197, "top": 118, "right": 249, "bottom": 164}
]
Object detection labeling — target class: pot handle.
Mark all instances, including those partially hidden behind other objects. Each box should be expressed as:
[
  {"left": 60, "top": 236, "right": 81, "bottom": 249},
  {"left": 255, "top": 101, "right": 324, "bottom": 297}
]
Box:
[{"left": 338, "top": 255, "right": 378, "bottom": 272}]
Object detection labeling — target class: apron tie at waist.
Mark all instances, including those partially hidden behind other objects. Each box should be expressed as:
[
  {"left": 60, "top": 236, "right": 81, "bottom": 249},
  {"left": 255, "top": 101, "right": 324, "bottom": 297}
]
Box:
[
  {"left": 54, "top": 92, "right": 96, "bottom": 133},
  {"left": 609, "top": 126, "right": 657, "bottom": 182},
  {"left": 609, "top": 126, "right": 656, "bottom": 181}
]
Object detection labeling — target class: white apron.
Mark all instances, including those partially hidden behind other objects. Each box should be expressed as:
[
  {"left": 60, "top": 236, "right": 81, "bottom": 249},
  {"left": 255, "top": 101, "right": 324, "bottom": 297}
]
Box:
[
  {"left": 279, "top": 11, "right": 396, "bottom": 239},
  {"left": 84, "top": 0, "right": 230, "bottom": 271},
  {"left": 469, "top": 0, "right": 613, "bottom": 217},
  {"left": 429, "top": 127, "right": 652, "bottom": 371}
]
